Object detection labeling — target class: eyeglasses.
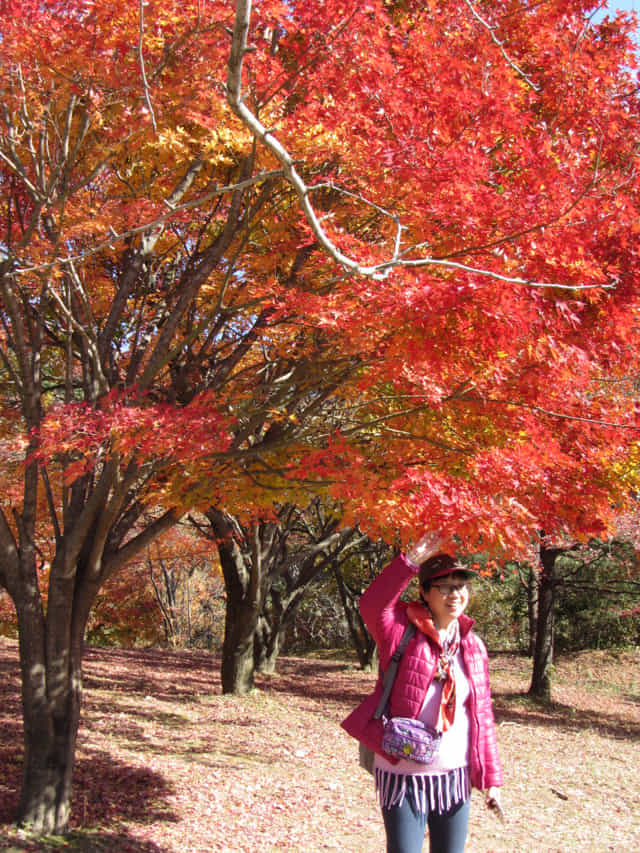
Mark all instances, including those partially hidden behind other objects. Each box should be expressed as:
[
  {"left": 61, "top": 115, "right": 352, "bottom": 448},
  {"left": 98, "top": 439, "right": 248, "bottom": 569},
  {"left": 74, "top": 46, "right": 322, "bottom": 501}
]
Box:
[{"left": 432, "top": 583, "right": 468, "bottom": 596}]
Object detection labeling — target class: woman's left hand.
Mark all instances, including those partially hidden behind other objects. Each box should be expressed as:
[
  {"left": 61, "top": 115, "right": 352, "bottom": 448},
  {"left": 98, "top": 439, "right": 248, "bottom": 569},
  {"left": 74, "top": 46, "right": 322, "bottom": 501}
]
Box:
[
  {"left": 406, "top": 531, "right": 446, "bottom": 565},
  {"left": 485, "top": 786, "right": 501, "bottom": 804},
  {"left": 484, "top": 787, "right": 503, "bottom": 820}
]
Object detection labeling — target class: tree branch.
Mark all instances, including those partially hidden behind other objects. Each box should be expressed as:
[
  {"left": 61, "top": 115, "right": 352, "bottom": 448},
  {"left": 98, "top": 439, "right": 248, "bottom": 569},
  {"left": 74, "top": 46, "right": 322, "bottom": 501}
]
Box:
[
  {"left": 470, "top": 395, "right": 640, "bottom": 431},
  {"left": 463, "top": 0, "right": 540, "bottom": 92},
  {"left": 10, "top": 170, "right": 283, "bottom": 276},
  {"left": 138, "top": 0, "right": 158, "bottom": 134},
  {"left": 102, "top": 508, "right": 180, "bottom": 581},
  {"left": 226, "top": 0, "right": 611, "bottom": 292}
]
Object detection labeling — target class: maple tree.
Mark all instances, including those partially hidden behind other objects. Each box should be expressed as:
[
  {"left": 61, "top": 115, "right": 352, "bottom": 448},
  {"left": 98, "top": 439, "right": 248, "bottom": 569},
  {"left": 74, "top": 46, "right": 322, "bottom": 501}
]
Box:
[
  {"left": 194, "top": 499, "right": 368, "bottom": 692},
  {"left": 225, "top": 0, "right": 640, "bottom": 550},
  {"left": 0, "top": 0, "right": 639, "bottom": 835}
]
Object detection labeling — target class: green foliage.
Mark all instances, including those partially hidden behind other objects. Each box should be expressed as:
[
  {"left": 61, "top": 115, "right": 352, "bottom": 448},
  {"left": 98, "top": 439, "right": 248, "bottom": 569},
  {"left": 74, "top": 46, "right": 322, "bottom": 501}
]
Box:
[
  {"left": 465, "top": 572, "right": 526, "bottom": 652},
  {"left": 467, "top": 541, "right": 640, "bottom": 654},
  {"left": 285, "top": 580, "right": 350, "bottom": 652},
  {"left": 553, "top": 541, "right": 640, "bottom": 651},
  {"left": 284, "top": 537, "right": 395, "bottom": 654}
]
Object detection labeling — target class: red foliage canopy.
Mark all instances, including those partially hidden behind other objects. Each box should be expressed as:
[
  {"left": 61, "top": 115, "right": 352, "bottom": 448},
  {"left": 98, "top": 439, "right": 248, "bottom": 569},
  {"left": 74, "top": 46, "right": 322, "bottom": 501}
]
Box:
[{"left": 1, "top": 0, "right": 639, "bottom": 556}]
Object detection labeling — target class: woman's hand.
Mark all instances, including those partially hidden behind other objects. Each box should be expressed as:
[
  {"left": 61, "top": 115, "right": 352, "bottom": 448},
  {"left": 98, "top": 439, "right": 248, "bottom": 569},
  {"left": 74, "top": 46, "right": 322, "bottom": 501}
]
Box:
[
  {"left": 485, "top": 786, "right": 501, "bottom": 805},
  {"left": 406, "top": 531, "right": 446, "bottom": 566},
  {"left": 484, "top": 787, "right": 504, "bottom": 821}
]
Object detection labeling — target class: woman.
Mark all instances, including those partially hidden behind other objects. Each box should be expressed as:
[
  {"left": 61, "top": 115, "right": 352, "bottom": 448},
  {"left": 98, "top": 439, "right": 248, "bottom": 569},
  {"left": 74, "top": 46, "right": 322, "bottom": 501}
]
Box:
[{"left": 342, "top": 532, "right": 503, "bottom": 853}]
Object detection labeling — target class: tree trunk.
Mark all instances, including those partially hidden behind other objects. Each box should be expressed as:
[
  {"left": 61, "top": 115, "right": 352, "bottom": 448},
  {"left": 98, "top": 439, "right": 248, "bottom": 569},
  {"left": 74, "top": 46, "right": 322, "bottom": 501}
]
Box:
[
  {"left": 254, "top": 615, "right": 281, "bottom": 675},
  {"left": 527, "top": 564, "right": 538, "bottom": 657},
  {"left": 15, "top": 596, "right": 86, "bottom": 834},
  {"left": 529, "top": 545, "right": 558, "bottom": 701},
  {"left": 1, "top": 451, "right": 178, "bottom": 837},
  {"left": 201, "top": 505, "right": 363, "bottom": 691},
  {"left": 221, "top": 594, "right": 257, "bottom": 693},
  {"left": 254, "top": 589, "right": 305, "bottom": 675},
  {"left": 207, "top": 509, "right": 263, "bottom": 694},
  {"left": 333, "top": 562, "right": 376, "bottom": 670}
]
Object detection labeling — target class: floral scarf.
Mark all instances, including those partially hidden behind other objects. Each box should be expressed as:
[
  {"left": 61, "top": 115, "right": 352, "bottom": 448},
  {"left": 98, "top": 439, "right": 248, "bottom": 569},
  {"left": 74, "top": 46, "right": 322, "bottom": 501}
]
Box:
[{"left": 406, "top": 602, "right": 460, "bottom": 732}]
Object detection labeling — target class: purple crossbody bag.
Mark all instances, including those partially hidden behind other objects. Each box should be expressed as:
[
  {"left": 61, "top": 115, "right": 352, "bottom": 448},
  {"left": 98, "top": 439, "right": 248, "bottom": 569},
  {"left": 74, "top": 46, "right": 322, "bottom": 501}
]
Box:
[
  {"left": 381, "top": 715, "right": 441, "bottom": 763},
  {"left": 359, "top": 623, "right": 441, "bottom": 773}
]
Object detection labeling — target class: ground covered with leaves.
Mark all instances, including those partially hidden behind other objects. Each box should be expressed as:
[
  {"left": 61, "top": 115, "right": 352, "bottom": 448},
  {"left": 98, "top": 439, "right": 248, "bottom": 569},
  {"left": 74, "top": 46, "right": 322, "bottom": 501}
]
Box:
[{"left": 0, "top": 638, "right": 638, "bottom": 852}]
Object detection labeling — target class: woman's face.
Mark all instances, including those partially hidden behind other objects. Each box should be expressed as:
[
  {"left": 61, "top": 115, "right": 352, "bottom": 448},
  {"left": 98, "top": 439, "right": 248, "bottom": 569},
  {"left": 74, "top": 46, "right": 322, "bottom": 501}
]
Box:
[{"left": 422, "top": 572, "right": 470, "bottom": 628}]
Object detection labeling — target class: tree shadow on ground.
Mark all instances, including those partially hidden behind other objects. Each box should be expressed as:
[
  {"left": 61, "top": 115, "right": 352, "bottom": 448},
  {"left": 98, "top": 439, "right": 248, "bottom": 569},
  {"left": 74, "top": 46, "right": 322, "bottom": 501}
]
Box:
[
  {"left": 0, "top": 641, "right": 179, "bottom": 840},
  {"left": 0, "top": 828, "right": 169, "bottom": 852},
  {"left": 256, "top": 656, "right": 374, "bottom": 707},
  {"left": 257, "top": 656, "right": 640, "bottom": 743},
  {"left": 0, "top": 747, "right": 178, "bottom": 851},
  {"left": 71, "top": 749, "right": 178, "bottom": 828},
  {"left": 491, "top": 691, "right": 640, "bottom": 741},
  {"left": 0, "top": 653, "right": 177, "bottom": 851},
  {"left": 82, "top": 646, "right": 219, "bottom": 704}
]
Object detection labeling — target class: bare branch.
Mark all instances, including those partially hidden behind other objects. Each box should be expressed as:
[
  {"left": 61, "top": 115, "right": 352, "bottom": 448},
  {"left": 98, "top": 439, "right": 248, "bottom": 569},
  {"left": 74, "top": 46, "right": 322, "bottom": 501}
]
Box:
[
  {"left": 102, "top": 508, "right": 181, "bottom": 581},
  {"left": 382, "top": 256, "right": 614, "bottom": 291},
  {"left": 470, "top": 395, "right": 640, "bottom": 431},
  {"left": 46, "top": 263, "right": 109, "bottom": 397},
  {"left": 226, "top": 0, "right": 610, "bottom": 293},
  {"left": 138, "top": 0, "right": 158, "bottom": 134},
  {"left": 464, "top": 0, "right": 540, "bottom": 92},
  {"left": 0, "top": 137, "right": 42, "bottom": 201}
]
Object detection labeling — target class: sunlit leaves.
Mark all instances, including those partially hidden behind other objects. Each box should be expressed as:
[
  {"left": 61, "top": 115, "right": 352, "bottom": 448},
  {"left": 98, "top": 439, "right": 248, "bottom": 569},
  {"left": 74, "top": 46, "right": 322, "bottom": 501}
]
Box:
[{"left": 1, "top": 0, "right": 639, "bottom": 560}]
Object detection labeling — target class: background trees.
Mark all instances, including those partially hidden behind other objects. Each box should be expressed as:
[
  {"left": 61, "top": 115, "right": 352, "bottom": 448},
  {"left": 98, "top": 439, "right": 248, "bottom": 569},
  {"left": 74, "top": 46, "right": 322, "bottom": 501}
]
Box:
[
  {"left": 86, "top": 526, "right": 224, "bottom": 648},
  {"left": 194, "top": 499, "right": 367, "bottom": 692},
  {"left": 0, "top": 0, "right": 639, "bottom": 834},
  {"left": 528, "top": 536, "right": 640, "bottom": 698}
]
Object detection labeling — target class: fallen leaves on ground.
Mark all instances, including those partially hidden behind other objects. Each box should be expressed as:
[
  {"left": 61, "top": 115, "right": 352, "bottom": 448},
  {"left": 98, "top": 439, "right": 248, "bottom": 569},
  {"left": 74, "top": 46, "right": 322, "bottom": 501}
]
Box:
[{"left": 0, "top": 641, "right": 638, "bottom": 852}]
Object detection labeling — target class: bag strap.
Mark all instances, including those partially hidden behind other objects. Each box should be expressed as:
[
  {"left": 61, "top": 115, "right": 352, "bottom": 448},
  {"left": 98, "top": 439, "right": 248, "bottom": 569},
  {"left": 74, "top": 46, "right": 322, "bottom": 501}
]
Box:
[{"left": 373, "top": 622, "right": 416, "bottom": 719}]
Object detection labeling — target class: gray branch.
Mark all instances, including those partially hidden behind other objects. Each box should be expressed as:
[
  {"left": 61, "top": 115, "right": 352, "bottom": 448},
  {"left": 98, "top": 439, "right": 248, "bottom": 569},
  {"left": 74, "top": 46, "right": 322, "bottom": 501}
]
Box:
[{"left": 226, "top": 0, "right": 609, "bottom": 293}]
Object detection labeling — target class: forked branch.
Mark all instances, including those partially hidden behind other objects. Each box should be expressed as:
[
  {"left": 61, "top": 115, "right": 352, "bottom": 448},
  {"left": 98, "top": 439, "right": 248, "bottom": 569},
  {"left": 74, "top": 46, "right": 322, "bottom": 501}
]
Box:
[{"left": 226, "top": 0, "right": 608, "bottom": 292}]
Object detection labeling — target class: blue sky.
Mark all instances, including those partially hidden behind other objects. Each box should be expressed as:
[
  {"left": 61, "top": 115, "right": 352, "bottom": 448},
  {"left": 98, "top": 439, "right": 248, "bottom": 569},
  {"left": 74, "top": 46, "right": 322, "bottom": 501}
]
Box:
[
  {"left": 606, "top": 0, "right": 637, "bottom": 11},
  {"left": 596, "top": 1, "right": 639, "bottom": 39},
  {"left": 602, "top": 0, "right": 638, "bottom": 15}
]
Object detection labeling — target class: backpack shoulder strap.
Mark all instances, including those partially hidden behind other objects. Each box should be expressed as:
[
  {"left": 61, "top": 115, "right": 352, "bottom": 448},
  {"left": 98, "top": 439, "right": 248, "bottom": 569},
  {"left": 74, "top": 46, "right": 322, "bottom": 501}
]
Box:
[{"left": 373, "top": 622, "right": 416, "bottom": 719}]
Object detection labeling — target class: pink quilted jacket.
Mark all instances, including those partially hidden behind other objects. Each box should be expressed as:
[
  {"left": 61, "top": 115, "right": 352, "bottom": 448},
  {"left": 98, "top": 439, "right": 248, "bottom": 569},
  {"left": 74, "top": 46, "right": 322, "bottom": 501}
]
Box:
[{"left": 341, "top": 553, "right": 503, "bottom": 790}]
